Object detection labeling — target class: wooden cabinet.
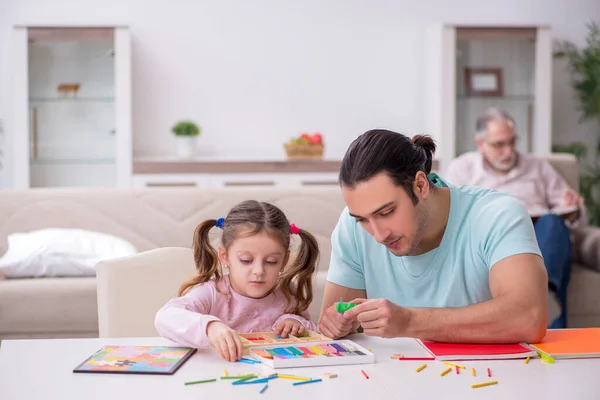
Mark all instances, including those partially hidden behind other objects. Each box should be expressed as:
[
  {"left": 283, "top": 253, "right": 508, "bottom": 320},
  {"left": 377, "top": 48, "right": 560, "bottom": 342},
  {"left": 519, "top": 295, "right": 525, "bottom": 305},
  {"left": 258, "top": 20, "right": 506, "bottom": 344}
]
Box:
[
  {"left": 424, "top": 25, "right": 553, "bottom": 172},
  {"left": 131, "top": 159, "right": 341, "bottom": 188}
]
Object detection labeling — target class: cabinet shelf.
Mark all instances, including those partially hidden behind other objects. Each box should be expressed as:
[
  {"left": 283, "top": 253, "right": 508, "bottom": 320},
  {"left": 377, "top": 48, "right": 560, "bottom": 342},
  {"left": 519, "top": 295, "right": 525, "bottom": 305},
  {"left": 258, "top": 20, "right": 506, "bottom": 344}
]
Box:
[
  {"left": 457, "top": 95, "right": 534, "bottom": 101},
  {"left": 30, "top": 158, "right": 116, "bottom": 165},
  {"left": 29, "top": 97, "right": 115, "bottom": 103}
]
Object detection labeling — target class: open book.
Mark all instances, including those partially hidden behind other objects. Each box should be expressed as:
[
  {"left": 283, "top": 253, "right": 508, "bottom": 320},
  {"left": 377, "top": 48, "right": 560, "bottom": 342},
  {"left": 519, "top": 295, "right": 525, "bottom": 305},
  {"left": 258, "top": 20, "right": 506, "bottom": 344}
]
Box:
[
  {"left": 528, "top": 328, "right": 600, "bottom": 360},
  {"left": 417, "top": 340, "right": 537, "bottom": 361},
  {"left": 529, "top": 204, "right": 579, "bottom": 219}
]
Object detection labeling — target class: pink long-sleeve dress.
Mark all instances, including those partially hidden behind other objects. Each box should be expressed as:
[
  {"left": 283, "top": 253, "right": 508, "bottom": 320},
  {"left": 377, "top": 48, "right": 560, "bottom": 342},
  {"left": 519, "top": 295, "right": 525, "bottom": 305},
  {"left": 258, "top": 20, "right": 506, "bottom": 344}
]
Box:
[{"left": 155, "top": 275, "right": 318, "bottom": 348}]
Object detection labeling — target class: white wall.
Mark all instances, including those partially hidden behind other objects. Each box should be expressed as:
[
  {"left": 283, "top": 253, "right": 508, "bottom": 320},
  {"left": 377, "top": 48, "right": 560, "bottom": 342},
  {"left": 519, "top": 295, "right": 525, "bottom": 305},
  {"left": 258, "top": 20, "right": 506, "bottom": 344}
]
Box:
[{"left": 1, "top": 0, "right": 599, "bottom": 187}]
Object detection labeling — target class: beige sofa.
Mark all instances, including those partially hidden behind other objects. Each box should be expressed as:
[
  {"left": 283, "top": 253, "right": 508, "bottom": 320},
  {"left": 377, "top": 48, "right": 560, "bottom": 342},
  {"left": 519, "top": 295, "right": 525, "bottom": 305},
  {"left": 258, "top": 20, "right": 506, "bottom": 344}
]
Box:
[{"left": 1, "top": 154, "right": 599, "bottom": 340}]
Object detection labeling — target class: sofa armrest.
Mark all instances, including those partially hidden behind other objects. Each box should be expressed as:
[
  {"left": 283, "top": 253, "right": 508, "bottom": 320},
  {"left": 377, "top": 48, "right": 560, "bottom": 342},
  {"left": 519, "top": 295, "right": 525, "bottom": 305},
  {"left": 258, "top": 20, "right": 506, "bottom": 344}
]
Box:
[
  {"left": 572, "top": 226, "right": 600, "bottom": 273},
  {"left": 96, "top": 247, "right": 195, "bottom": 338}
]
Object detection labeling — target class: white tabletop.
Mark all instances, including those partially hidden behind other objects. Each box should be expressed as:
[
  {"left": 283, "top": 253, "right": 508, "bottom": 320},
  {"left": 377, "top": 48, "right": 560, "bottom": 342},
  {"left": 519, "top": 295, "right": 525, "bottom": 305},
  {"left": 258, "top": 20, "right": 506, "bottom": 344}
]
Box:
[{"left": 1, "top": 333, "right": 599, "bottom": 400}]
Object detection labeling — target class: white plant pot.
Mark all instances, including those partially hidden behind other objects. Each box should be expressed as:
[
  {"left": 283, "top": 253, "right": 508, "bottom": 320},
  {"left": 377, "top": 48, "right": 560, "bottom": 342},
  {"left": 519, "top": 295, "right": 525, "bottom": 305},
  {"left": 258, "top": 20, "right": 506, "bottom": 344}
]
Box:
[{"left": 174, "top": 136, "right": 197, "bottom": 159}]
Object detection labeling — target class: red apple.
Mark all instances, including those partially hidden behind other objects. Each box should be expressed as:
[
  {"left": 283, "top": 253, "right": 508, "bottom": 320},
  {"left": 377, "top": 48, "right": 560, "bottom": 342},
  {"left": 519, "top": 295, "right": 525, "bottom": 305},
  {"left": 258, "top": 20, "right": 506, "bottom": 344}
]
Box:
[
  {"left": 300, "top": 132, "right": 310, "bottom": 141},
  {"left": 309, "top": 133, "right": 323, "bottom": 145}
]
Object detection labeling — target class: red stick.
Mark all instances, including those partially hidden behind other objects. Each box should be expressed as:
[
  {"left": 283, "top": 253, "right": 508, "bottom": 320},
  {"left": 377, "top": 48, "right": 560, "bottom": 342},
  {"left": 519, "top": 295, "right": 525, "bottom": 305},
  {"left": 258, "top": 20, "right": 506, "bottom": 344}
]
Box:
[
  {"left": 396, "top": 357, "right": 436, "bottom": 361},
  {"left": 456, "top": 366, "right": 459, "bottom": 374},
  {"left": 487, "top": 368, "right": 491, "bottom": 377},
  {"left": 361, "top": 370, "right": 369, "bottom": 379}
]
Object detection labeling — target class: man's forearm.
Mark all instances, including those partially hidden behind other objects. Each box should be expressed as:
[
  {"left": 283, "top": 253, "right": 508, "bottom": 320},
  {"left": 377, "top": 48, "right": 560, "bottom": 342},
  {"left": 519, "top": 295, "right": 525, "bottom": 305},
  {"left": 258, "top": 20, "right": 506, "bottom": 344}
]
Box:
[{"left": 405, "top": 295, "right": 547, "bottom": 344}]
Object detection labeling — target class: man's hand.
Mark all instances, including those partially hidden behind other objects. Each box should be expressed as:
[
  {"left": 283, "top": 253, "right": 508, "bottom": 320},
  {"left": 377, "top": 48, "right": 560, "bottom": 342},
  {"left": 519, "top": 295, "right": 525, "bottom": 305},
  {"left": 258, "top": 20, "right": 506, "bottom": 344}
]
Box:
[
  {"left": 206, "top": 321, "right": 243, "bottom": 362},
  {"left": 560, "top": 188, "right": 584, "bottom": 222},
  {"left": 274, "top": 318, "right": 305, "bottom": 338},
  {"left": 561, "top": 188, "right": 584, "bottom": 207},
  {"left": 318, "top": 303, "right": 358, "bottom": 339},
  {"left": 342, "top": 298, "right": 411, "bottom": 338}
]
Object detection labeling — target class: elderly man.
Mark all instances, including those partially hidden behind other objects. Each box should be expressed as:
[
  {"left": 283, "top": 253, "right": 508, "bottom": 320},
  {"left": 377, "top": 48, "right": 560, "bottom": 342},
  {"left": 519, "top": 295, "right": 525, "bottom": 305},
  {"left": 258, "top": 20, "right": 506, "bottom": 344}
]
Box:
[{"left": 443, "top": 107, "right": 583, "bottom": 329}]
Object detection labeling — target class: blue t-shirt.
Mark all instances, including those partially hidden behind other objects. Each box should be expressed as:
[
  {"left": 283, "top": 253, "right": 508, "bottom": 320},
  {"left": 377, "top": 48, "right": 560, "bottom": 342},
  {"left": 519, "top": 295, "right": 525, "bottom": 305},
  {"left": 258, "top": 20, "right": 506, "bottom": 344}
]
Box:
[{"left": 326, "top": 183, "right": 542, "bottom": 308}]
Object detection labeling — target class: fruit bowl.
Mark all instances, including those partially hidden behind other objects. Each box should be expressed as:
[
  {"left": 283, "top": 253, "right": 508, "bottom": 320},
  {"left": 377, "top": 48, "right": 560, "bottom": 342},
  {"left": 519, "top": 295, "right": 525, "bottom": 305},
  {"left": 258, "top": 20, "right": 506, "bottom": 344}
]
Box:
[{"left": 284, "top": 133, "right": 324, "bottom": 160}]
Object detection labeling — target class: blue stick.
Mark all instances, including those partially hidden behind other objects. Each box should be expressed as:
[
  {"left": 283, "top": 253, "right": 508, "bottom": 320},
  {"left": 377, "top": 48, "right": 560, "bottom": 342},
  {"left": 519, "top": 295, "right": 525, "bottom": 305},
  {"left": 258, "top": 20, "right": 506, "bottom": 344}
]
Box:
[
  {"left": 237, "top": 357, "right": 260, "bottom": 364},
  {"left": 293, "top": 378, "right": 323, "bottom": 386},
  {"left": 259, "top": 384, "right": 268, "bottom": 394},
  {"left": 233, "top": 377, "right": 271, "bottom": 385}
]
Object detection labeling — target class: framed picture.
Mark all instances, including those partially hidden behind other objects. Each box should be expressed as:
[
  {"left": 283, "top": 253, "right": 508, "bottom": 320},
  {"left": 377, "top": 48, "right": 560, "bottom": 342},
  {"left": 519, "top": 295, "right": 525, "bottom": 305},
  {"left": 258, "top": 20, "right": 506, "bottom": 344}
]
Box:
[{"left": 464, "top": 68, "right": 503, "bottom": 96}]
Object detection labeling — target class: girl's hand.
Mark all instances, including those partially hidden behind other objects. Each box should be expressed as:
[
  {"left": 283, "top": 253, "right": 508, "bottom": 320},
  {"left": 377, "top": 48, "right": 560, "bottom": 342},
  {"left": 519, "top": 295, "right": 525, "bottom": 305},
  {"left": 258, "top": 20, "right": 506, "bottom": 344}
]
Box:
[
  {"left": 274, "top": 318, "right": 306, "bottom": 338},
  {"left": 207, "top": 321, "right": 243, "bottom": 362}
]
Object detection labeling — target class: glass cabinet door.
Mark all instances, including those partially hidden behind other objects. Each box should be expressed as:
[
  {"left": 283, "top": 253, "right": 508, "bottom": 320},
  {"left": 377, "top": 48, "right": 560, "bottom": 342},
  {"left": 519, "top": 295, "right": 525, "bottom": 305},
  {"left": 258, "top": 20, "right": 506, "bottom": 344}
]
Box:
[
  {"left": 454, "top": 27, "right": 537, "bottom": 157},
  {"left": 27, "top": 27, "right": 116, "bottom": 187}
]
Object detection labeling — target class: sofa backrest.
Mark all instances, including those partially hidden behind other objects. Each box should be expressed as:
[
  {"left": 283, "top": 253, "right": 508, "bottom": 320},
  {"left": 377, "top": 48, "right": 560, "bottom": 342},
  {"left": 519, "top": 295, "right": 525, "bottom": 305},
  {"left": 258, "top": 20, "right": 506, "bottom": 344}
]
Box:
[
  {"left": 0, "top": 187, "right": 347, "bottom": 276},
  {"left": 0, "top": 152, "right": 579, "bottom": 273},
  {"left": 536, "top": 153, "right": 579, "bottom": 192}
]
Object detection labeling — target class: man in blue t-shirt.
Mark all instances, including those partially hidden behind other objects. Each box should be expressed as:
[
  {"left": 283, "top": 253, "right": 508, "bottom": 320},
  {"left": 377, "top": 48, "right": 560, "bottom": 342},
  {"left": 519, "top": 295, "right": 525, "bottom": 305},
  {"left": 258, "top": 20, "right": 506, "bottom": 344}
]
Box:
[{"left": 317, "top": 130, "right": 548, "bottom": 343}]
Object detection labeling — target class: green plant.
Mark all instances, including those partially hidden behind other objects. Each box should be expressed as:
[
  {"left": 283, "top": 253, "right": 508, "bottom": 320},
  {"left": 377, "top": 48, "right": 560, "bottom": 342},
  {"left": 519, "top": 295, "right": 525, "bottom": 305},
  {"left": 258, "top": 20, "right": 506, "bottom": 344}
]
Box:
[
  {"left": 554, "top": 21, "right": 600, "bottom": 122},
  {"left": 171, "top": 121, "right": 200, "bottom": 137},
  {"left": 553, "top": 21, "right": 600, "bottom": 225}
]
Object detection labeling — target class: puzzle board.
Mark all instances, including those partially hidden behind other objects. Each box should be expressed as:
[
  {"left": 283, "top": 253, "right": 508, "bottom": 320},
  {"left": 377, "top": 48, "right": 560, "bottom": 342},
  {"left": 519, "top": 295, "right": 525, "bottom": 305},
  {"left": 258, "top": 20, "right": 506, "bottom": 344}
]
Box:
[
  {"left": 248, "top": 339, "right": 375, "bottom": 368},
  {"left": 73, "top": 345, "right": 196, "bottom": 375},
  {"left": 239, "top": 330, "right": 332, "bottom": 354}
]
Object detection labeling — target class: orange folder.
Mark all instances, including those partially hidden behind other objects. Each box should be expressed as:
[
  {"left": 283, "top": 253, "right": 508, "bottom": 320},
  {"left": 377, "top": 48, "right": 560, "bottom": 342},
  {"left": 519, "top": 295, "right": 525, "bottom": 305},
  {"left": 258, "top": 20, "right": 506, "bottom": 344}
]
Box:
[{"left": 529, "top": 328, "right": 600, "bottom": 359}]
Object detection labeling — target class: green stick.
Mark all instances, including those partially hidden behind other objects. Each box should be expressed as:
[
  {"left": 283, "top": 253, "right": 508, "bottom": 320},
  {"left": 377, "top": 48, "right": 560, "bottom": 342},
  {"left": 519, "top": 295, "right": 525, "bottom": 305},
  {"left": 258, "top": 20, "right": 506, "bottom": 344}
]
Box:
[
  {"left": 184, "top": 378, "right": 217, "bottom": 385},
  {"left": 221, "top": 374, "right": 257, "bottom": 380}
]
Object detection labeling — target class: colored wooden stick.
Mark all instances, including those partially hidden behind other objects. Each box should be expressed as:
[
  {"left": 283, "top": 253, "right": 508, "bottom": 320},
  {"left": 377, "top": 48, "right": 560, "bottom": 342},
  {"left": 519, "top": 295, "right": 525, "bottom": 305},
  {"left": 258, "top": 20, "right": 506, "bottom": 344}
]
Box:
[
  {"left": 184, "top": 378, "right": 217, "bottom": 385},
  {"left": 444, "top": 361, "right": 466, "bottom": 369},
  {"left": 293, "top": 378, "right": 323, "bottom": 386},
  {"left": 471, "top": 380, "right": 498, "bottom": 389},
  {"left": 415, "top": 364, "right": 427, "bottom": 373},
  {"left": 277, "top": 375, "right": 311, "bottom": 381},
  {"left": 221, "top": 374, "right": 257, "bottom": 380}
]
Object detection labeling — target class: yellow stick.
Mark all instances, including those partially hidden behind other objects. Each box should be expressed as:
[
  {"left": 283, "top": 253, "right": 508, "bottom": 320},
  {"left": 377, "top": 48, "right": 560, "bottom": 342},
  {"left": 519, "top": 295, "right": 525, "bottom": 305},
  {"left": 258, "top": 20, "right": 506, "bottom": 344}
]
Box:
[
  {"left": 415, "top": 364, "right": 427, "bottom": 373},
  {"left": 277, "top": 375, "right": 311, "bottom": 381},
  {"left": 471, "top": 367, "right": 475, "bottom": 376},
  {"left": 524, "top": 357, "right": 530, "bottom": 364},
  {"left": 443, "top": 361, "right": 466, "bottom": 369},
  {"left": 471, "top": 380, "right": 499, "bottom": 389},
  {"left": 223, "top": 369, "right": 228, "bottom": 377},
  {"left": 440, "top": 367, "right": 452, "bottom": 376}
]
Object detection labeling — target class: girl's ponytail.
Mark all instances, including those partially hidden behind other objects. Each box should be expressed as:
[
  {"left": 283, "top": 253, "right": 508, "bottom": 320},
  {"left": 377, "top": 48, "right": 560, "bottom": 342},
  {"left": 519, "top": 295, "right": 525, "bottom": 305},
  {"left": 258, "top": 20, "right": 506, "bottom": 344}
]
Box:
[
  {"left": 278, "top": 227, "right": 320, "bottom": 315},
  {"left": 178, "top": 219, "right": 221, "bottom": 296}
]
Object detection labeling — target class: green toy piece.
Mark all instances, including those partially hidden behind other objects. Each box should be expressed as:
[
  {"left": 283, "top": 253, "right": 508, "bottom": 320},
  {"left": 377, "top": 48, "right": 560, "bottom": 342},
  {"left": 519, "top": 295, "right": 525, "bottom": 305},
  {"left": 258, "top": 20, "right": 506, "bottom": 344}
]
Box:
[{"left": 336, "top": 302, "right": 357, "bottom": 313}]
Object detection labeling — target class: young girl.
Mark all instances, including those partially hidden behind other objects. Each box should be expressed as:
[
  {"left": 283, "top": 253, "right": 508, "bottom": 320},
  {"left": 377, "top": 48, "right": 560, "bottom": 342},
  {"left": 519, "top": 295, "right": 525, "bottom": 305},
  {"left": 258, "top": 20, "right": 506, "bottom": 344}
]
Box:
[{"left": 155, "top": 200, "right": 320, "bottom": 362}]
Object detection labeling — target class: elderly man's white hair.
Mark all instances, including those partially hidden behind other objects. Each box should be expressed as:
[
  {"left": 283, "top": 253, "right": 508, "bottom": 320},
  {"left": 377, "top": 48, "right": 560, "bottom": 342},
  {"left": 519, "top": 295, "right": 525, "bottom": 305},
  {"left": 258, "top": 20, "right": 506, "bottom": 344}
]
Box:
[{"left": 475, "top": 107, "right": 516, "bottom": 139}]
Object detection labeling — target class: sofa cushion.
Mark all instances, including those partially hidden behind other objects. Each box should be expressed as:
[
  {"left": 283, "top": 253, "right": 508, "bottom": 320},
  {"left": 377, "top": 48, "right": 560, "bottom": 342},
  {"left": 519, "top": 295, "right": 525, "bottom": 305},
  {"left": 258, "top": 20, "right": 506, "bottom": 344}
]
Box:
[
  {"left": 0, "top": 277, "right": 98, "bottom": 336},
  {"left": 0, "top": 229, "right": 137, "bottom": 278}
]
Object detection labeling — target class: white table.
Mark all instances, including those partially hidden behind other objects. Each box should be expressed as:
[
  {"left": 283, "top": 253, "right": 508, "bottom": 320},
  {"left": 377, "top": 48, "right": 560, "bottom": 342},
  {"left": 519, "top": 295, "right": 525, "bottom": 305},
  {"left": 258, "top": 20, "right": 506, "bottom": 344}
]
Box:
[{"left": 1, "top": 334, "right": 599, "bottom": 400}]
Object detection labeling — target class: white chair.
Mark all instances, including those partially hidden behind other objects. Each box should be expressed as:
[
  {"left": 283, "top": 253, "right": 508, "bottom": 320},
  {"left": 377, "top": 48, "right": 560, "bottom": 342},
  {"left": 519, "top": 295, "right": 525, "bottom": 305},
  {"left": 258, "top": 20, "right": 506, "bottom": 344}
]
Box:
[
  {"left": 96, "top": 247, "right": 196, "bottom": 338},
  {"left": 96, "top": 245, "right": 328, "bottom": 338}
]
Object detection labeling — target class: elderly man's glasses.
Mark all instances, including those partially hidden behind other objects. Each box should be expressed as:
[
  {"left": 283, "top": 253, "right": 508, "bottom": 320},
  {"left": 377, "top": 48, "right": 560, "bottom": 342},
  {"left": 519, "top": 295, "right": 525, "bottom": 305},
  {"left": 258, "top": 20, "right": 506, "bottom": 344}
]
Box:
[{"left": 486, "top": 136, "right": 517, "bottom": 150}]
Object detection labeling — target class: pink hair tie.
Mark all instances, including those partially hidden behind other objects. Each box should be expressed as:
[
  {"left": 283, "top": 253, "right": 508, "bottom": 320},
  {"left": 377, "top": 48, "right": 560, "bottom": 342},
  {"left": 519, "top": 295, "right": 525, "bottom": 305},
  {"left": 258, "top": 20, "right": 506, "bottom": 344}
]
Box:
[{"left": 289, "top": 223, "right": 300, "bottom": 235}]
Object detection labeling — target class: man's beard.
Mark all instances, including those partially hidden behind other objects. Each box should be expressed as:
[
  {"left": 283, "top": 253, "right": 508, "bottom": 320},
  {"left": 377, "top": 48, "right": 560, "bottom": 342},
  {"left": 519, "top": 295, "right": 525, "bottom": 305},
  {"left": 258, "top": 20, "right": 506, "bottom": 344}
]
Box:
[{"left": 490, "top": 152, "right": 517, "bottom": 172}]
